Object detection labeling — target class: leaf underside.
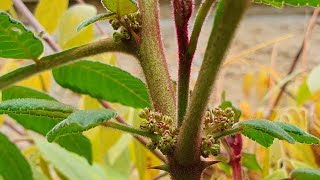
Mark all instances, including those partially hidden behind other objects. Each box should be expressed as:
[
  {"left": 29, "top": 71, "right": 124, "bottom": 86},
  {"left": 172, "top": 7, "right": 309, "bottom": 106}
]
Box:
[
  {"left": 47, "top": 109, "right": 117, "bottom": 142},
  {"left": 77, "top": 12, "right": 117, "bottom": 32},
  {"left": 101, "top": 0, "right": 138, "bottom": 16},
  {"left": 2, "top": 86, "right": 93, "bottom": 163},
  {"left": 0, "top": 11, "right": 43, "bottom": 59}
]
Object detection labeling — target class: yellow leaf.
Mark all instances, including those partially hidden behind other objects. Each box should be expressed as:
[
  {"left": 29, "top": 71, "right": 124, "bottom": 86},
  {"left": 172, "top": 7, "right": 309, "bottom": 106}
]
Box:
[
  {"left": 243, "top": 72, "right": 253, "bottom": 98},
  {"left": 256, "top": 68, "right": 270, "bottom": 100},
  {"left": 58, "top": 4, "right": 97, "bottom": 49},
  {"left": 1, "top": 61, "right": 51, "bottom": 91},
  {"left": 0, "top": 0, "right": 12, "bottom": 10},
  {"left": 34, "top": 0, "right": 68, "bottom": 34},
  {"left": 239, "top": 101, "right": 252, "bottom": 119}
]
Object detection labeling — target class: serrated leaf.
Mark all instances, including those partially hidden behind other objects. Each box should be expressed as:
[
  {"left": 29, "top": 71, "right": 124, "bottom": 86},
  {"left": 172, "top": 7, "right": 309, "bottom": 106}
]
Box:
[
  {"left": 53, "top": 60, "right": 151, "bottom": 108},
  {"left": 241, "top": 153, "right": 262, "bottom": 171},
  {"left": 291, "top": 168, "right": 320, "bottom": 180},
  {"left": 0, "top": 12, "right": 43, "bottom": 59},
  {"left": 242, "top": 128, "right": 275, "bottom": 147},
  {"left": 2, "top": 86, "right": 93, "bottom": 163},
  {"left": 237, "top": 119, "right": 295, "bottom": 145},
  {"left": 35, "top": 139, "right": 106, "bottom": 180},
  {"left": 0, "top": 0, "right": 12, "bottom": 10},
  {"left": 255, "top": 0, "right": 320, "bottom": 7},
  {"left": 101, "top": 0, "right": 138, "bottom": 16},
  {"left": 274, "top": 122, "right": 320, "bottom": 144},
  {"left": 0, "top": 132, "right": 33, "bottom": 180},
  {"left": 34, "top": 0, "right": 68, "bottom": 34},
  {"left": 0, "top": 98, "right": 74, "bottom": 118},
  {"left": 58, "top": 4, "right": 96, "bottom": 49},
  {"left": 47, "top": 109, "right": 117, "bottom": 142},
  {"left": 77, "top": 12, "right": 116, "bottom": 32}
]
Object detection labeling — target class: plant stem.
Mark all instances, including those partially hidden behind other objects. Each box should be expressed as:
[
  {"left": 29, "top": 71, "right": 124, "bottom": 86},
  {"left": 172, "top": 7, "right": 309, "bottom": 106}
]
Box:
[
  {"left": 0, "top": 38, "right": 136, "bottom": 90},
  {"left": 99, "top": 100, "right": 167, "bottom": 163},
  {"left": 213, "top": 126, "right": 243, "bottom": 140},
  {"left": 173, "top": 0, "right": 193, "bottom": 127},
  {"left": 175, "top": 0, "right": 250, "bottom": 165},
  {"left": 137, "top": 0, "right": 176, "bottom": 118},
  {"left": 103, "top": 121, "right": 161, "bottom": 141}
]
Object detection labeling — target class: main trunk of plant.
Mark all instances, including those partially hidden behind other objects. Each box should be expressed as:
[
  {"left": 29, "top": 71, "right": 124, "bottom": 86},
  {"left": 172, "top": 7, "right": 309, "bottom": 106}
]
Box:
[{"left": 168, "top": 157, "right": 204, "bottom": 180}]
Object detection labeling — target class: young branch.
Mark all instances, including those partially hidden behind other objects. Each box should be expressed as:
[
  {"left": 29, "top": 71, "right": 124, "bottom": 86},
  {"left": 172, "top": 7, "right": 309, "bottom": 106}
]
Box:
[
  {"left": 0, "top": 38, "right": 136, "bottom": 90},
  {"left": 137, "top": 0, "right": 176, "bottom": 118},
  {"left": 175, "top": 0, "right": 250, "bottom": 165},
  {"left": 99, "top": 100, "right": 167, "bottom": 163},
  {"left": 173, "top": 0, "right": 193, "bottom": 126}
]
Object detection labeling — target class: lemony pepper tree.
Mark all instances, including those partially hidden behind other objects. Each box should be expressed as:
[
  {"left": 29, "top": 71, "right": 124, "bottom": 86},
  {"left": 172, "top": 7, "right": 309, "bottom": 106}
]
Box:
[{"left": 0, "top": 0, "right": 320, "bottom": 179}]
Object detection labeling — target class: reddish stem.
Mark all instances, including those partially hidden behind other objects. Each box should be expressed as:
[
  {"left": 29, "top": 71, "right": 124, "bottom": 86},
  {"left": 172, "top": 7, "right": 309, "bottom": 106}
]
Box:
[{"left": 225, "top": 134, "right": 243, "bottom": 180}]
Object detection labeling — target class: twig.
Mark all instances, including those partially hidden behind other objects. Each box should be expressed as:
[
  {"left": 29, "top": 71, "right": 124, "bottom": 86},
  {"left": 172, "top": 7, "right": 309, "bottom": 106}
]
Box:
[
  {"left": 267, "top": 8, "right": 320, "bottom": 118},
  {"left": 3, "top": 120, "right": 25, "bottom": 136},
  {"left": 98, "top": 100, "right": 167, "bottom": 163},
  {"left": 13, "top": 0, "right": 61, "bottom": 52}
]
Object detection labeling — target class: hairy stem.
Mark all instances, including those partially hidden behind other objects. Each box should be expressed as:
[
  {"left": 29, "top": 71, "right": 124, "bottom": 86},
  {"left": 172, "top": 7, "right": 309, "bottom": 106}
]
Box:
[
  {"left": 0, "top": 38, "right": 136, "bottom": 90},
  {"left": 175, "top": 0, "right": 250, "bottom": 165},
  {"left": 173, "top": 0, "right": 193, "bottom": 127},
  {"left": 137, "top": 0, "right": 176, "bottom": 118},
  {"left": 103, "top": 121, "right": 161, "bottom": 141}
]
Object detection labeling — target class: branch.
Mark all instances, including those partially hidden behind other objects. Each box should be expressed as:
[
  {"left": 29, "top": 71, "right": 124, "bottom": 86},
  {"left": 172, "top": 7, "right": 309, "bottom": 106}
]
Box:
[
  {"left": 268, "top": 8, "right": 320, "bottom": 118},
  {"left": 137, "top": 0, "right": 176, "bottom": 118},
  {"left": 99, "top": 100, "right": 167, "bottom": 163},
  {"left": 13, "top": 0, "right": 60, "bottom": 52},
  {"left": 175, "top": 0, "right": 250, "bottom": 165},
  {"left": 173, "top": 0, "right": 193, "bottom": 126},
  {"left": 0, "top": 38, "right": 136, "bottom": 90}
]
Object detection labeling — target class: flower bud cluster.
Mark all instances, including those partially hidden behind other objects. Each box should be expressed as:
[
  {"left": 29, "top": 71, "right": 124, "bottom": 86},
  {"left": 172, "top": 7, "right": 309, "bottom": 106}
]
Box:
[
  {"left": 109, "top": 12, "right": 141, "bottom": 41},
  {"left": 201, "top": 107, "right": 236, "bottom": 157},
  {"left": 139, "top": 108, "right": 177, "bottom": 155},
  {"left": 204, "top": 107, "right": 235, "bottom": 133}
]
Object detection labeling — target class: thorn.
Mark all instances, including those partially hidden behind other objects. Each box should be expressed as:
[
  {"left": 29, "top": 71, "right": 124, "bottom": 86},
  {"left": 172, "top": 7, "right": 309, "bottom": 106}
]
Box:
[
  {"left": 148, "top": 164, "right": 169, "bottom": 172},
  {"left": 201, "top": 160, "right": 220, "bottom": 168}
]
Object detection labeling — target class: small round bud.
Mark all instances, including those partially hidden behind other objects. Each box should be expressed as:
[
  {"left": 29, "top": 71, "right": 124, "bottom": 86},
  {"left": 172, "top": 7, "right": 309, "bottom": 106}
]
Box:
[
  {"left": 139, "top": 121, "right": 148, "bottom": 130},
  {"left": 109, "top": 19, "right": 121, "bottom": 30},
  {"left": 146, "top": 141, "right": 157, "bottom": 150},
  {"left": 210, "top": 143, "right": 220, "bottom": 156},
  {"left": 113, "top": 32, "right": 123, "bottom": 42}
]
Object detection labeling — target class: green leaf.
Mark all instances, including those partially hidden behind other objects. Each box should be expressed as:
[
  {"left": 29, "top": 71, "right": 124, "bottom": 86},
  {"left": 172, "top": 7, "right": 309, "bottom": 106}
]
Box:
[
  {"left": 0, "top": 98, "right": 74, "bottom": 118},
  {"left": 307, "top": 65, "right": 320, "bottom": 93},
  {"left": 77, "top": 12, "right": 116, "bottom": 32},
  {"left": 47, "top": 109, "right": 117, "bottom": 142},
  {"left": 101, "top": 0, "right": 138, "bottom": 16},
  {"left": 219, "top": 100, "right": 242, "bottom": 121},
  {"left": 291, "top": 168, "right": 320, "bottom": 180},
  {"left": 265, "top": 169, "right": 288, "bottom": 180},
  {"left": 2, "top": 86, "right": 93, "bottom": 163},
  {"left": 241, "top": 153, "right": 262, "bottom": 171},
  {"left": 274, "top": 122, "right": 320, "bottom": 144},
  {"left": 0, "top": 11, "right": 43, "bottom": 59},
  {"left": 35, "top": 139, "right": 107, "bottom": 180},
  {"left": 0, "top": 132, "right": 33, "bottom": 180},
  {"left": 53, "top": 60, "right": 151, "bottom": 108},
  {"left": 254, "top": 0, "right": 320, "bottom": 8},
  {"left": 242, "top": 128, "right": 275, "bottom": 147},
  {"left": 296, "top": 80, "right": 312, "bottom": 105},
  {"left": 237, "top": 119, "right": 295, "bottom": 145}
]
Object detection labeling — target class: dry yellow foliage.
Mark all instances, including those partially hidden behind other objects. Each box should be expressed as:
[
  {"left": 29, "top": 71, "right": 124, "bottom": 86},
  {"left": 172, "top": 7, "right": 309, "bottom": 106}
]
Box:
[
  {"left": 35, "top": 0, "right": 68, "bottom": 34},
  {"left": 0, "top": 0, "right": 12, "bottom": 10}
]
